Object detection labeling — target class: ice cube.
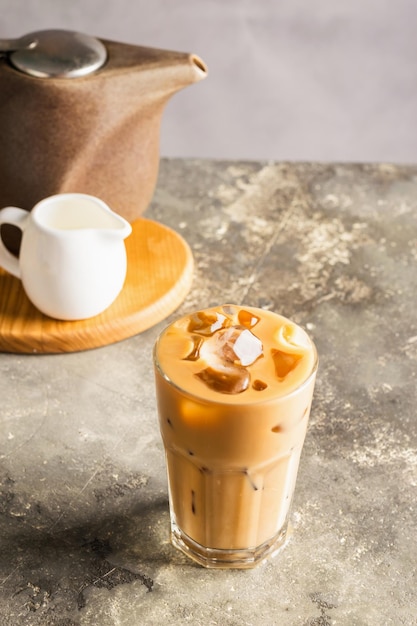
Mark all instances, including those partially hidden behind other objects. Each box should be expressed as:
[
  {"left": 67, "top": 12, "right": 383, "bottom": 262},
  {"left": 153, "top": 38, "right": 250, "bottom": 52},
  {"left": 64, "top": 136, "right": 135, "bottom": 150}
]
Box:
[
  {"left": 196, "top": 365, "right": 250, "bottom": 394},
  {"left": 183, "top": 335, "right": 204, "bottom": 361},
  {"left": 222, "top": 305, "right": 237, "bottom": 317},
  {"left": 274, "top": 322, "right": 311, "bottom": 354},
  {"left": 271, "top": 349, "right": 302, "bottom": 378},
  {"left": 238, "top": 309, "right": 260, "bottom": 328},
  {"left": 252, "top": 379, "right": 268, "bottom": 391},
  {"left": 211, "top": 326, "right": 263, "bottom": 367},
  {"left": 187, "top": 310, "right": 229, "bottom": 336}
]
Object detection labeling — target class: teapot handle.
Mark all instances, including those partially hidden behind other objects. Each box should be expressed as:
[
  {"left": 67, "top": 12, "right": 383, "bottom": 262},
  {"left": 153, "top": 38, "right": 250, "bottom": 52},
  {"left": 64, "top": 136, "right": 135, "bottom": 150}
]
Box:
[{"left": 0, "top": 207, "right": 29, "bottom": 278}]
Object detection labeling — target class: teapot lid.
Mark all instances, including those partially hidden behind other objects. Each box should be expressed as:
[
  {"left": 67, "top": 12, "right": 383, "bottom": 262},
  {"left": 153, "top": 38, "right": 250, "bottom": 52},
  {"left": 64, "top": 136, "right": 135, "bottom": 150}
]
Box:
[{"left": 2, "top": 29, "right": 107, "bottom": 78}]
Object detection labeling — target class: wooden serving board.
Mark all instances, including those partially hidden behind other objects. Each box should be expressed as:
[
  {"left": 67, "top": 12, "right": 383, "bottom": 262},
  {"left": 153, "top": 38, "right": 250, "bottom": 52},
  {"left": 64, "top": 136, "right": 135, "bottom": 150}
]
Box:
[{"left": 0, "top": 218, "right": 193, "bottom": 354}]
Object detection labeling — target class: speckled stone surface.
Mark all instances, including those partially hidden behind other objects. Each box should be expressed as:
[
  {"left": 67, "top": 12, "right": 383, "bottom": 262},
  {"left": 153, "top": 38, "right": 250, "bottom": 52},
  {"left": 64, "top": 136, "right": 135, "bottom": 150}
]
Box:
[{"left": 0, "top": 159, "right": 416, "bottom": 625}]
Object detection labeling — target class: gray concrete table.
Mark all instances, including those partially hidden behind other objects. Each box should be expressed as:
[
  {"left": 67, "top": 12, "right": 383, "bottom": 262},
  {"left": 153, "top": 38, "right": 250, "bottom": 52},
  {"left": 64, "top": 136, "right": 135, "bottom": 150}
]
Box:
[{"left": 1, "top": 159, "right": 416, "bottom": 625}]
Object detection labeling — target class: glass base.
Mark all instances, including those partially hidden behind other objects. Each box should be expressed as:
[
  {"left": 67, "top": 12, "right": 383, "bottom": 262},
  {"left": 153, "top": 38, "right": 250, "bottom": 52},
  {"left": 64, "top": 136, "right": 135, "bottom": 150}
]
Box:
[{"left": 171, "top": 521, "right": 288, "bottom": 569}]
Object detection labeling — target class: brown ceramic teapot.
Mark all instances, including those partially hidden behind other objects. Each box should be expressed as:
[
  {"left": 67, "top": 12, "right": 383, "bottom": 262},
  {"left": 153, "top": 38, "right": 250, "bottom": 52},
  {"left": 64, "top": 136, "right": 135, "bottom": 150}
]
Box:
[{"left": 0, "top": 30, "right": 207, "bottom": 252}]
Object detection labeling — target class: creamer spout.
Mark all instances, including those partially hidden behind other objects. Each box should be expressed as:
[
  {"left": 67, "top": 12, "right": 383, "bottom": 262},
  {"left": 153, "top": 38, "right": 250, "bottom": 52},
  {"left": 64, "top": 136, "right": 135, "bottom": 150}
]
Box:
[{"left": 111, "top": 215, "right": 132, "bottom": 241}]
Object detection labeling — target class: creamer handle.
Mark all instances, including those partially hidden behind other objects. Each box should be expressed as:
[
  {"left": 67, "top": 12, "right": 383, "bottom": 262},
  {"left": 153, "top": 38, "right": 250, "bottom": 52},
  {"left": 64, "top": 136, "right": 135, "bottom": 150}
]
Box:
[{"left": 0, "top": 207, "right": 29, "bottom": 278}]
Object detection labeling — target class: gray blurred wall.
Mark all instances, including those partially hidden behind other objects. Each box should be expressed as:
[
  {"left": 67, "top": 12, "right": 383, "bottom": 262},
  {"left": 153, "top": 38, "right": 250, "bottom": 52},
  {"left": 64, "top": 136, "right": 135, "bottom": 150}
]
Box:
[{"left": 1, "top": 0, "right": 416, "bottom": 163}]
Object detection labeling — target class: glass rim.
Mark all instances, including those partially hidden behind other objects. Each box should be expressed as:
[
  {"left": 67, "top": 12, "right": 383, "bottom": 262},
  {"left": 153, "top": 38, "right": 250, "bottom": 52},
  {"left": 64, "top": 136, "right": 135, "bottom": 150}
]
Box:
[{"left": 153, "top": 330, "right": 318, "bottom": 407}]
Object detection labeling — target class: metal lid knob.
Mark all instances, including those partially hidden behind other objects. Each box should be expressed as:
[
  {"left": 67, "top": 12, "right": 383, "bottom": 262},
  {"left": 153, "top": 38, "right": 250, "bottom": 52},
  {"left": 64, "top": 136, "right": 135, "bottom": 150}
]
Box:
[{"left": 1, "top": 29, "right": 107, "bottom": 78}]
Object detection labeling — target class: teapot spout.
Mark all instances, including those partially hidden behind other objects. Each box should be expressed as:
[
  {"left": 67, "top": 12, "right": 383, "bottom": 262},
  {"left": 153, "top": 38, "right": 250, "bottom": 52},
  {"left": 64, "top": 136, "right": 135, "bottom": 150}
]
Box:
[
  {"left": 101, "top": 39, "right": 208, "bottom": 99},
  {"left": 156, "top": 49, "right": 208, "bottom": 100}
]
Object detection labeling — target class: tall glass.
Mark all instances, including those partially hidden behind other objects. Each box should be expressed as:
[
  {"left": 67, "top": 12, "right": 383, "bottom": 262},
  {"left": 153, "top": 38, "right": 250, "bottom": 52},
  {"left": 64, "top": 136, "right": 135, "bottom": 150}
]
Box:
[{"left": 154, "top": 305, "right": 318, "bottom": 569}]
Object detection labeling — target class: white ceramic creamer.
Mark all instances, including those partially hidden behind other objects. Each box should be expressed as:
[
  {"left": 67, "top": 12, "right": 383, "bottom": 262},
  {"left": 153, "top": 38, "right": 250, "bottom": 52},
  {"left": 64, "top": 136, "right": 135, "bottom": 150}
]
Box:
[{"left": 0, "top": 193, "right": 132, "bottom": 320}]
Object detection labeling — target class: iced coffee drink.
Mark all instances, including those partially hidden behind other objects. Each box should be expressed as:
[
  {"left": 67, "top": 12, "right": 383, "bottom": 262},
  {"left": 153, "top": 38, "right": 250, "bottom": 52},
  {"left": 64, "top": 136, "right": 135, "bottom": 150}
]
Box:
[{"left": 154, "top": 304, "right": 317, "bottom": 568}]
